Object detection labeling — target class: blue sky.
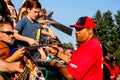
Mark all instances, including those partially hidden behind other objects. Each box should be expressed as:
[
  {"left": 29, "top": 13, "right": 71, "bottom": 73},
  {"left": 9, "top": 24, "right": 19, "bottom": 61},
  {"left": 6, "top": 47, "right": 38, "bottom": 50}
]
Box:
[{"left": 12, "top": 0, "right": 120, "bottom": 48}]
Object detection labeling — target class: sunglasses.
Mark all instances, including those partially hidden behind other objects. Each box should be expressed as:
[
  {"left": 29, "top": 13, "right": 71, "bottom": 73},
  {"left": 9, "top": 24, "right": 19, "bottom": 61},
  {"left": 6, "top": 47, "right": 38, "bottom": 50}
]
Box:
[{"left": 0, "top": 31, "right": 14, "bottom": 35}]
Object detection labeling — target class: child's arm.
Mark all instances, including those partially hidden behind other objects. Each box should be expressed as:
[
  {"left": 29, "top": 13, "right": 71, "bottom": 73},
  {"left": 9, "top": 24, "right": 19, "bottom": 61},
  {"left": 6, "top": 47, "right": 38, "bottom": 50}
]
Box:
[
  {"left": 37, "top": 19, "right": 49, "bottom": 25},
  {"left": 41, "top": 29, "right": 56, "bottom": 39},
  {"left": 42, "top": 25, "right": 54, "bottom": 34},
  {"left": 37, "top": 47, "right": 46, "bottom": 61},
  {"left": 14, "top": 30, "right": 39, "bottom": 46}
]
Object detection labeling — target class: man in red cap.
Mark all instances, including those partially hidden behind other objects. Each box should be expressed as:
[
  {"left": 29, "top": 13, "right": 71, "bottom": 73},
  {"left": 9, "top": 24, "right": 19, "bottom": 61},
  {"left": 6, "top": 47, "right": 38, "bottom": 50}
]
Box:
[{"left": 47, "top": 16, "right": 103, "bottom": 80}]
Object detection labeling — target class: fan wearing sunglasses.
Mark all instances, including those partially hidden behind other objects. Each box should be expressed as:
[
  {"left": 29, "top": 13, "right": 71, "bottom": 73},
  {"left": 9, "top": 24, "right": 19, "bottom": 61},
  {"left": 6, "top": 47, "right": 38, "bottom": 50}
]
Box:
[
  {"left": 0, "top": 22, "right": 26, "bottom": 62},
  {"left": 0, "top": 22, "right": 25, "bottom": 80},
  {"left": 0, "top": 22, "right": 25, "bottom": 61}
]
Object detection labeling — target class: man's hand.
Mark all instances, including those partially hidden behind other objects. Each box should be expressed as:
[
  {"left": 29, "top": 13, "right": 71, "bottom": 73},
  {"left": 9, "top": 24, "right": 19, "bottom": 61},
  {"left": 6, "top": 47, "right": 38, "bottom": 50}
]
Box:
[
  {"left": 8, "top": 61, "right": 24, "bottom": 73},
  {"left": 0, "top": 59, "right": 24, "bottom": 73},
  {"left": 6, "top": 47, "right": 25, "bottom": 62},
  {"left": 27, "top": 38, "right": 39, "bottom": 46},
  {"left": 45, "top": 46, "right": 58, "bottom": 56},
  {"left": 12, "top": 47, "right": 25, "bottom": 59}
]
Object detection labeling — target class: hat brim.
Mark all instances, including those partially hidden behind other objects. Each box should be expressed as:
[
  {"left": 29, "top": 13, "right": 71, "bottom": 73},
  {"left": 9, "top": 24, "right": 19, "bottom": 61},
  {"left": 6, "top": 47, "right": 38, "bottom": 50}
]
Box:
[{"left": 70, "top": 24, "right": 84, "bottom": 28}]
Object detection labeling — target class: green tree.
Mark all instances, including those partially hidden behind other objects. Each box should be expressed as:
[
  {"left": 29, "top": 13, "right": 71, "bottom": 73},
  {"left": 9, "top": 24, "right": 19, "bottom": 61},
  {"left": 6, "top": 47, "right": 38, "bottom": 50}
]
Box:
[
  {"left": 93, "top": 10, "right": 120, "bottom": 66},
  {"left": 93, "top": 10, "right": 118, "bottom": 53},
  {"left": 93, "top": 10, "right": 106, "bottom": 43},
  {"left": 63, "top": 42, "right": 74, "bottom": 49},
  {"left": 103, "top": 10, "right": 117, "bottom": 53},
  {"left": 114, "top": 10, "right": 120, "bottom": 66}
]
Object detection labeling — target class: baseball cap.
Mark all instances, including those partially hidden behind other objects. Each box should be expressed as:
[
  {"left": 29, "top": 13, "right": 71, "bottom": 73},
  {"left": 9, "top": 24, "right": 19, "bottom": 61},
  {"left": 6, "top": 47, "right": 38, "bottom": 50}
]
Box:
[{"left": 70, "top": 16, "right": 96, "bottom": 29}]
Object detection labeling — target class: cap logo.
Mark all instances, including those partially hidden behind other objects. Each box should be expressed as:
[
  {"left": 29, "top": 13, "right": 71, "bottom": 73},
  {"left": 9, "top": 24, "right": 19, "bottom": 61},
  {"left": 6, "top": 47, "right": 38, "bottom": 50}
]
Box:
[{"left": 77, "top": 19, "right": 81, "bottom": 24}]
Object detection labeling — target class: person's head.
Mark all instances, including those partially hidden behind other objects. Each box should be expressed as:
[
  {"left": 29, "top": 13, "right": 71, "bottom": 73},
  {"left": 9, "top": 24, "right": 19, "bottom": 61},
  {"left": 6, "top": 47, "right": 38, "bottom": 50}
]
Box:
[
  {"left": 65, "top": 48, "right": 72, "bottom": 57},
  {"left": 102, "top": 45, "right": 110, "bottom": 63},
  {"left": 110, "top": 56, "right": 117, "bottom": 65},
  {"left": 39, "top": 8, "right": 47, "bottom": 19},
  {"left": 70, "top": 16, "right": 96, "bottom": 43},
  {"left": 109, "top": 56, "right": 118, "bottom": 69},
  {"left": 0, "top": 22, "right": 14, "bottom": 44},
  {"left": 16, "top": 7, "right": 27, "bottom": 21},
  {"left": 26, "top": 0, "right": 41, "bottom": 21},
  {"left": 57, "top": 44, "right": 64, "bottom": 53}
]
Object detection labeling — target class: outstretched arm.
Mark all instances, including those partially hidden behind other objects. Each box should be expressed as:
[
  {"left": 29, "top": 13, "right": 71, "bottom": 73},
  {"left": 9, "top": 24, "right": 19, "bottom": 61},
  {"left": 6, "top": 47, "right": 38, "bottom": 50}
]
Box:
[
  {"left": 49, "top": 60, "right": 75, "bottom": 80},
  {"left": 37, "top": 47, "right": 47, "bottom": 61},
  {"left": 0, "top": 59, "right": 24, "bottom": 73},
  {"left": 41, "top": 29, "right": 56, "bottom": 39},
  {"left": 6, "top": 47, "right": 25, "bottom": 62},
  {"left": 14, "top": 30, "right": 39, "bottom": 46},
  {"left": 46, "top": 47, "right": 70, "bottom": 63}
]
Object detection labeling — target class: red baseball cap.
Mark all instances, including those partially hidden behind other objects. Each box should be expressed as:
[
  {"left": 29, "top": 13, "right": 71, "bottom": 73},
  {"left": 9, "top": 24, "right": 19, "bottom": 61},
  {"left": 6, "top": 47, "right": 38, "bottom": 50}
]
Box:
[{"left": 70, "top": 16, "right": 96, "bottom": 29}]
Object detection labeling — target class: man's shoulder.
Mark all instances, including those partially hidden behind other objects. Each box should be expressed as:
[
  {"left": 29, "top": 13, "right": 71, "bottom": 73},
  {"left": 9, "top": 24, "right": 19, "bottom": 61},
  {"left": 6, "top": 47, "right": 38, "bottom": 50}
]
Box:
[
  {"left": 90, "top": 37, "right": 101, "bottom": 45},
  {"left": 81, "top": 37, "right": 102, "bottom": 51},
  {"left": 91, "top": 37, "right": 100, "bottom": 41},
  {"left": 84, "top": 37, "right": 101, "bottom": 45}
]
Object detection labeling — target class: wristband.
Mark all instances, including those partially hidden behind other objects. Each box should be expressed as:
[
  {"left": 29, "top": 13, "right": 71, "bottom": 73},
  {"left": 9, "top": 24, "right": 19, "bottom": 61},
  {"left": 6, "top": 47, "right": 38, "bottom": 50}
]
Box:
[{"left": 53, "top": 61, "right": 62, "bottom": 69}]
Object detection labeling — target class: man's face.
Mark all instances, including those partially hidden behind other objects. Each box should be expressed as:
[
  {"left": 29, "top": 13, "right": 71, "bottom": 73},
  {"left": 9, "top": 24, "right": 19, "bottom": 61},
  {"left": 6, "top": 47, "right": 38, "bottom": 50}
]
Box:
[
  {"left": 27, "top": 7, "right": 40, "bottom": 21},
  {"left": 75, "top": 28, "right": 91, "bottom": 43},
  {"left": 0, "top": 24, "right": 14, "bottom": 44}
]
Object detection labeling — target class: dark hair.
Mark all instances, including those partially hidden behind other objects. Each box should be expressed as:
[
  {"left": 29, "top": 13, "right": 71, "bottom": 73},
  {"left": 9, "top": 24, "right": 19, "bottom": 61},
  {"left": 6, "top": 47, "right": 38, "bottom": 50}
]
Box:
[
  {"left": 110, "top": 56, "right": 117, "bottom": 62},
  {"left": 58, "top": 44, "right": 64, "bottom": 48},
  {"left": 26, "top": 0, "right": 41, "bottom": 9},
  {"left": 0, "top": 0, "right": 7, "bottom": 21}
]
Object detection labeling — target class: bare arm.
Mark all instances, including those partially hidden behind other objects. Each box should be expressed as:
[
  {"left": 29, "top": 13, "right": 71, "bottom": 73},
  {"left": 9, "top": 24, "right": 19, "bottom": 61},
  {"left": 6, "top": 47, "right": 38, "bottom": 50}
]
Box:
[
  {"left": 46, "top": 47, "right": 75, "bottom": 79},
  {"left": 42, "top": 25, "right": 54, "bottom": 34},
  {"left": 41, "top": 30, "right": 56, "bottom": 39},
  {"left": 37, "top": 19, "right": 49, "bottom": 25},
  {"left": 6, "top": 47, "right": 25, "bottom": 62},
  {"left": 57, "top": 51, "right": 70, "bottom": 63},
  {"left": 49, "top": 60, "right": 75, "bottom": 80},
  {"left": 0, "top": 59, "right": 24, "bottom": 73},
  {"left": 37, "top": 47, "right": 47, "bottom": 61},
  {"left": 46, "top": 47, "right": 70, "bottom": 63},
  {"left": 14, "top": 30, "right": 38, "bottom": 46}
]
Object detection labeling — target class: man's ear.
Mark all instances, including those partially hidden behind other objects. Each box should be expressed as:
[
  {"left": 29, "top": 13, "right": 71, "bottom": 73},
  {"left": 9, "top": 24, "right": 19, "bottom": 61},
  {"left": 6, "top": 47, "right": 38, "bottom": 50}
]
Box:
[
  {"left": 0, "top": 15, "right": 3, "bottom": 21},
  {"left": 88, "top": 28, "right": 93, "bottom": 34},
  {"left": 26, "top": 8, "right": 30, "bottom": 13}
]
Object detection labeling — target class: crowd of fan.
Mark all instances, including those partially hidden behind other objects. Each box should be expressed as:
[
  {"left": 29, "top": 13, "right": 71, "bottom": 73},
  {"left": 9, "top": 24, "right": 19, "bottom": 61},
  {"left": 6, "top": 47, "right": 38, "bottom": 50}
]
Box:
[{"left": 0, "top": 0, "right": 119, "bottom": 80}]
